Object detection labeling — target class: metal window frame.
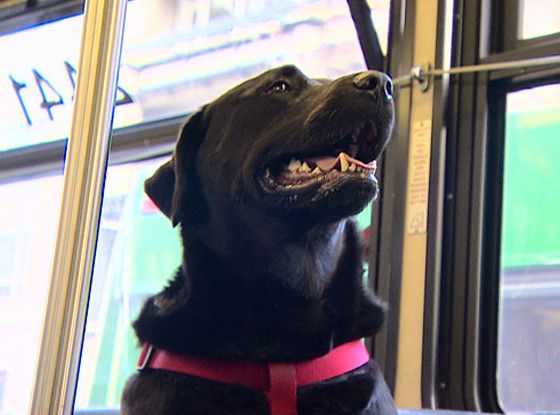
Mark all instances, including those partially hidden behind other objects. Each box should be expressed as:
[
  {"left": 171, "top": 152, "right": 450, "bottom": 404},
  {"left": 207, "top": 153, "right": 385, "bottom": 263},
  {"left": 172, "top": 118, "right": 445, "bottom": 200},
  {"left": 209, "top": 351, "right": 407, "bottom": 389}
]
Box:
[
  {"left": 421, "top": 0, "right": 455, "bottom": 408},
  {"left": 437, "top": 0, "right": 560, "bottom": 412},
  {"left": 370, "top": 0, "right": 413, "bottom": 394},
  {"left": 435, "top": 1, "right": 487, "bottom": 409},
  {"left": 371, "top": 0, "right": 456, "bottom": 406},
  {"left": 0, "top": 115, "right": 182, "bottom": 184}
]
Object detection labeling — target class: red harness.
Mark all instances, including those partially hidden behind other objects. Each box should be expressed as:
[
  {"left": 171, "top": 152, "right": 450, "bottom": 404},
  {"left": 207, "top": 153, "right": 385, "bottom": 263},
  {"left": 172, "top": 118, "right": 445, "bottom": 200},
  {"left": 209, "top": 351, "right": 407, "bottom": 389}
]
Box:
[{"left": 137, "top": 340, "right": 370, "bottom": 415}]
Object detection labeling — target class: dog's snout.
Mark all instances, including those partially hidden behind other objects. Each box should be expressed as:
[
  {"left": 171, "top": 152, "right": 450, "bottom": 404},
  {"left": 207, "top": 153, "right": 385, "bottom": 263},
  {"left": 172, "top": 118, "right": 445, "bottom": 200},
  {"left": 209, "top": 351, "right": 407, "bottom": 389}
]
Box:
[{"left": 352, "top": 71, "right": 393, "bottom": 100}]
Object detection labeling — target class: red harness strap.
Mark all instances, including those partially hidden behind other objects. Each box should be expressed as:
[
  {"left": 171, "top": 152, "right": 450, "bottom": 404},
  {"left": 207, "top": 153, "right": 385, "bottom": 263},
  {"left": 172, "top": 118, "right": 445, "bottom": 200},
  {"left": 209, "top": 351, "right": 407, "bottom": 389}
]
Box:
[{"left": 137, "top": 340, "right": 370, "bottom": 415}]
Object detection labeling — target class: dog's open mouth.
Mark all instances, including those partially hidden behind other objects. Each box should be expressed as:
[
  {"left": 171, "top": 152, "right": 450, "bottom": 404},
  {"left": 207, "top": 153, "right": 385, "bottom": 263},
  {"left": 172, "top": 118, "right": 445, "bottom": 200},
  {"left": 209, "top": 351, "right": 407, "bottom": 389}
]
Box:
[{"left": 259, "top": 121, "right": 380, "bottom": 196}]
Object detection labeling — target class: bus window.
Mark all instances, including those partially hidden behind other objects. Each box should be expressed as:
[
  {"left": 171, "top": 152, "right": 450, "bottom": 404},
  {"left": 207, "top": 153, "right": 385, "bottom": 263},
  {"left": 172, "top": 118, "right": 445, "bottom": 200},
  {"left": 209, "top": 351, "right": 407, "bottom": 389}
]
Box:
[
  {"left": 0, "top": 175, "right": 63, "bottom": 415},
  {"left": 498, "top": 83, "right": 560, "bottom": 412},
  {"left": 0, "top": 0, "right": 390, "bottom": 153},
  {"left": 75, "top": 157, "right": 182, "bottom": 408},
  {"left": 519, "top": 0, "right": 560, "bottom": 40}
]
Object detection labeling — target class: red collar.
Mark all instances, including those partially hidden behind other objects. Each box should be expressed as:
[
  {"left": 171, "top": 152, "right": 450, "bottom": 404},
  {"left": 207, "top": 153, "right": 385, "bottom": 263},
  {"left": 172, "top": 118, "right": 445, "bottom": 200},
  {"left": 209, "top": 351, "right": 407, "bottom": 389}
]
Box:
[{"left": 137, "top": 340, "right": 370, "bottom": 415}]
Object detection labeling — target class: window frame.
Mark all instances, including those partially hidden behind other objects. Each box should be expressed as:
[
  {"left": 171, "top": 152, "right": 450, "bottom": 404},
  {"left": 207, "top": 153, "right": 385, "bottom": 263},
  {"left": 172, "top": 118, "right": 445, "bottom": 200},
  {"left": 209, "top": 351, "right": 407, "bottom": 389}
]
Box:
[
  {"left": 436, "top": 0, "right": 560, "bottom": 411},
  {"left": 0, "top": 115, "right": 182, "bottom": 185}
]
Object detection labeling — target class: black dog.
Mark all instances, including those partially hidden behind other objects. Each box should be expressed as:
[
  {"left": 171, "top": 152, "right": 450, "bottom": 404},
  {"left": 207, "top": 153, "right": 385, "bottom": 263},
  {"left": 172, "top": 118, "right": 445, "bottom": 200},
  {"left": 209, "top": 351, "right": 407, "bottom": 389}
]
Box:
[{"left": 121, "top": 65, "right": 396, "bottom": 415}]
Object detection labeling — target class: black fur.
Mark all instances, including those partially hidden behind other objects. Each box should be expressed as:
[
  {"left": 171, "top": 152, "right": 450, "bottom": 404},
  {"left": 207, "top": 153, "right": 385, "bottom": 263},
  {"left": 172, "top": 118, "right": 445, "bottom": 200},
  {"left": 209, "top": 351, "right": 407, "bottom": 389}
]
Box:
[{"left": 122, "top": 65, "right": 396, "bottom": 414}]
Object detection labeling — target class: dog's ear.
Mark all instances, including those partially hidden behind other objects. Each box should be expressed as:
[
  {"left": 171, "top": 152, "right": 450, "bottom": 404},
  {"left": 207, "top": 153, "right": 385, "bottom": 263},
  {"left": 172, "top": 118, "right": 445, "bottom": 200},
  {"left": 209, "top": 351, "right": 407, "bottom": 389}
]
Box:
[
  {"left": 144, "top": 109, "right": 207, "bottom": 226},
  {"left": 144, "top": 160, "right": 176, "bottom": 219}
]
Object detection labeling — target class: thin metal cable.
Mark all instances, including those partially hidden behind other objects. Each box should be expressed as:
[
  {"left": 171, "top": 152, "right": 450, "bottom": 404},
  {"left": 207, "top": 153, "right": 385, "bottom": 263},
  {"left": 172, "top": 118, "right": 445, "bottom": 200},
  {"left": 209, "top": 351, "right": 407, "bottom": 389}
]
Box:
[{"left": 393, "top": 54, "right": 560, "bottom": 86}]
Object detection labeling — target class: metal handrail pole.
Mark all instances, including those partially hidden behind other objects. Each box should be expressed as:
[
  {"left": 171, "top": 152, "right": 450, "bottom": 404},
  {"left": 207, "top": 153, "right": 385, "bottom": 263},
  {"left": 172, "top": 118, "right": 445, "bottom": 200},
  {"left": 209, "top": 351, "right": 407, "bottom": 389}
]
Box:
[{"left": 29, "top": 0, "right": 128, "bottom": 414}]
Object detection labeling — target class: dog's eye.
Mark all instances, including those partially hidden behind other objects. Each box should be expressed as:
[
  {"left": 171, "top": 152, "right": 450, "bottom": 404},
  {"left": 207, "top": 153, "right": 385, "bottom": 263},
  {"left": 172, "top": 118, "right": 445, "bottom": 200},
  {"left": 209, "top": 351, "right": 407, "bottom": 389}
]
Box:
[{"left": 268, "top": 81, "right": 291, "bottom": 93}]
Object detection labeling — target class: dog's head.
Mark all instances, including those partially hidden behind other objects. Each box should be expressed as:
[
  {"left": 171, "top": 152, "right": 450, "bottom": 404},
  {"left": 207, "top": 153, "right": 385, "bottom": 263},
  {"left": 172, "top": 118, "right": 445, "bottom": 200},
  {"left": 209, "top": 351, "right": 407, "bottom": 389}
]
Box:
[{"left": 146, "top": 65, "right": 394, "bottom": 233}]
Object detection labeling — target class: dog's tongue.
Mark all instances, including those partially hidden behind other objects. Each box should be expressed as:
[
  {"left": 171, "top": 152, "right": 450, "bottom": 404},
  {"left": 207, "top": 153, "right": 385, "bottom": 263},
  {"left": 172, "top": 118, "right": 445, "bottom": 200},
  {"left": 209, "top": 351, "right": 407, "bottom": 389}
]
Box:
[
  {"left": 306, "top": 156, "right": 339, "bottom": 171},
  {"left": 306, "top": 153, "right": 375, "bottom": 171}
]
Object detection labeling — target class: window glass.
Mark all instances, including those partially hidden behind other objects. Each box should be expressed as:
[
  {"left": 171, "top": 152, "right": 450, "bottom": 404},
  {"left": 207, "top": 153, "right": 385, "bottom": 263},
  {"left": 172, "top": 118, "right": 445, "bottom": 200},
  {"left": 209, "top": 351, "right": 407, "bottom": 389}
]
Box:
[
  {"left": 0, "top": 0, "right": 389, "bottom": 151},
  {"left": 0, "top": 174, "right": 63, "bottom": 415},
  {"left": 519, "top": 0, "right": 560, "bottom": 40},
  {"left": 75, "top": 158, "right": 181, "bottom": 409},
  {"left": 0, "top": 15, "right": 81, "bottom": 150},
  {"left": 0, "top": 160, "right": 181, "bottom": 414},
  {"left": 0, "top": 371, "right": 6, "bottom": 414},
  {"left": 498, "top": 84, "right": 560, "bottom": 412}
]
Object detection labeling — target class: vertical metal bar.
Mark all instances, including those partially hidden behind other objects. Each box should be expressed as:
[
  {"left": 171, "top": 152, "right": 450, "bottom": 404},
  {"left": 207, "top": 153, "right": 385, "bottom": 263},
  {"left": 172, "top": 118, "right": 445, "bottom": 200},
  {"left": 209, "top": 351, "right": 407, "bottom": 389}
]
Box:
[
  {"left": 29, "top": 0, "right": 128, "bottom": 414},
  {"left": 393, "top": 0, "right": 439, "bottom": 407},
  {"left": 373, "top": 0, "right": 415, "bottom": 395}
]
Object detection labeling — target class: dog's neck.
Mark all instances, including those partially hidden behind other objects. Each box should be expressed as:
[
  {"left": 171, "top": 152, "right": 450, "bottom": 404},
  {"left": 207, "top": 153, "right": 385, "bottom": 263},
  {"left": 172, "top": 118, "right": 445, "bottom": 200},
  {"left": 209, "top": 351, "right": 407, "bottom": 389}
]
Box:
[
  {"left": 262, "top": 220, "right": 347, "bottom": 298},
  {"left": 191, "top": 218, "right": 348, "bottom": 298},
  {"left": 200, "top": 201, "right": 361, "bottom": 294},
  {"left": 134, "top": 220, "right": 384, "bottom": 361}
]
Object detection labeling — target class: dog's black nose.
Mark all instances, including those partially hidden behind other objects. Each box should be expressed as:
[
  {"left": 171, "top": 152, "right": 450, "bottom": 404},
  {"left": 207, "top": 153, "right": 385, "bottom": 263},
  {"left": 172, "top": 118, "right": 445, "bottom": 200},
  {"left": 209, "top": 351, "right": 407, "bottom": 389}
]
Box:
[{"left": 352, "top": 71, "right": 393, "bottom": 101}]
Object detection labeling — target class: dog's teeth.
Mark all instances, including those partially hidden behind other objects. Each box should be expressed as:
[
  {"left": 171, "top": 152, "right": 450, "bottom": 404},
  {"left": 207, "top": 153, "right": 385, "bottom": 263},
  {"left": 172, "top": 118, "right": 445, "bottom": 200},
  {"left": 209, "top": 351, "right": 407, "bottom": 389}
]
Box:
[
  {"left": 288, "top": 158, "right": 302, "bottom": 172},
  {"left": 349, "top": 163, "right": 357, "bottom": 172},
  {"left": 339, "top": 153, "right": 349, "bottom": 172},
  {"left": 300, "top": 162, "right": 312, "bottom": 172},
  {"left": 312, "top": 166, "right": 322, "bottom": 175}
]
